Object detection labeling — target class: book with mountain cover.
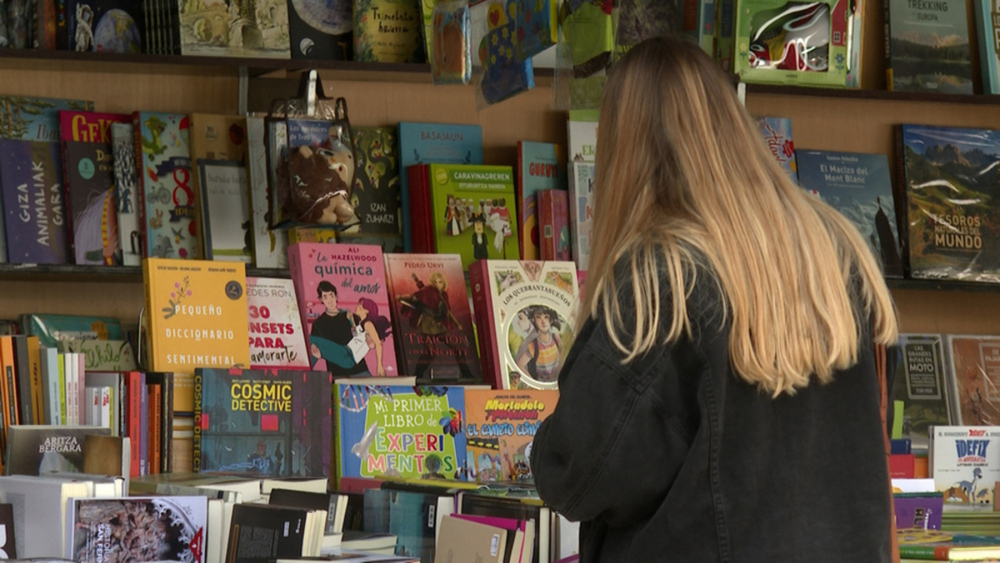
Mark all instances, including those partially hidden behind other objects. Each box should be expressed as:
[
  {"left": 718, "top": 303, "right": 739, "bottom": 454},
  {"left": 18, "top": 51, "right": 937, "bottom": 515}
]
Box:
[
  {"left": 898, "top": 124, "right": 1000, "bottom": 283},
  {"left": 885, "top": 0, "right": 972, "bottom": 93}
]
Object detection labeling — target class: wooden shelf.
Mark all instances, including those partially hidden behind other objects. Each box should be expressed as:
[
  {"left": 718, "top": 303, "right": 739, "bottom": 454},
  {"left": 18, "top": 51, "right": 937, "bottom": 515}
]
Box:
[
  {"left": 0, "top": 264, "right": 289, "bottom": 282},
  {"left": 745, "top": 83, "right": 1000, "bottom": 105}
]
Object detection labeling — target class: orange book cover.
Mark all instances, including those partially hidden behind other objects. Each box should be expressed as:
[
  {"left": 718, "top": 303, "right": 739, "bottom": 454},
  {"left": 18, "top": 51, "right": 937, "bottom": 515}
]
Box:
[
  {"left": 26, "top": 335, "right": 43, "bottom": 425},
  {"left": 148, "top": 383, "right": 162, "bottom": 474},
  {"left": 142, "top": 257, "right": 251, "bottom": 413},
  {"left": 0, "top": 336, "right": 19, "bottom": 426},
  {"left": 464, "top": 388, "right": 558, "bottom": 483}
]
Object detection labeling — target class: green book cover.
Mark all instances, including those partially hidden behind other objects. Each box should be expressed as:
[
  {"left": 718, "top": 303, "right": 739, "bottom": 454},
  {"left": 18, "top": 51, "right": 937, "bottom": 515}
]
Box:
[
  {"left": 354, "top": 0, "right": 424, "bottom": 62},
  {"left": 428, "top": 163, "right": 519, "bottom": 270}
]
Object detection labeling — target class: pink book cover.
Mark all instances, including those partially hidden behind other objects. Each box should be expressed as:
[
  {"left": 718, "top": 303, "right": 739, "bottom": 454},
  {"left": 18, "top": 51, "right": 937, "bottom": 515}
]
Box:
[
  {"left": 246, "top": 277, "right": 311, "bottom": 369},
  {"left": 287, "top": 242, "right": 399, "bottom": 378},
  {"left": 537, "top": 189, "right": 571, "bottom": 261}
]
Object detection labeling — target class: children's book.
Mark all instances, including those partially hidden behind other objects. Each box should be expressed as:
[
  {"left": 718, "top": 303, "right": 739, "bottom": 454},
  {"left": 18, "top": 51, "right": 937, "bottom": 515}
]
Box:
[
  {"left": 0, "top": 139, "right": 70, "bottom": 264},
  {"left": 66, "top": 0, "right": 143, "bottom": 53},
  {"left": 567, "top": 161, "right": 595, "bottom": 273},
  {"left": 891, "top": 334, "right": 952, "bottom": 454},
  {"left": 464, "top": 388, "right": 558, "bottom": 483},
  {"left": 384, "top": 253, "right": 482, "bottom": 384},
  {"left": 0, "top": 95, "right": 93, "bottom": 142},
  {"left": 142, "top": 257, "right": 251, "bottom": 413},
  {"left": 929, "top": 425, "right": 1000, "bottom": 504},
  {"left": 795, "top": 150, "right": 903, "bottom": 278},
  {"left": 246, "top": 277, "right": 310, "bottom": 369},
  {"left": 469, "top": 259, "right": 580, "bottom": 390},
  {"left": 287, "top": 0, "right": 352, "bottom": 60},
  {"left": 899, "top": 124, "right": 1000, "bottom": 283},
  {"left": 340, "top": 126, "right": 401, "bottom": 248},
  {"left": 133, "top": 111, "right": 200, "bottom": 260},
  {"left": 754, "top": 116, "right": 797, "bottom": 180},
  {"left": 353, "top": 0, "right": 424, "bottom": 62},
  {"left": 537, "top": 188, "right": 570, "bottom": 261},
  {"left": 193, "top": 367, "right": 332, "bottom": 479},
  {"left": 245, "top": 116, "right": 288, "bottom": 269},
  {"left": 286, "top": 242, "right": 398, "bottom": 378},
  {"left": 397, "top": 122, "right": 483, "bottom": 252},
  {"left": 334, "top": 382, "right": 468, "bottom": 482},
  {"left": 409, "top": 163, "right": 519, "bottom": 270},
  {"left": 515, "top": 141, "right": 566, "bottom": 261},
  {"left": 886, "top": 0, "right": 972, "bottom": 93},
  {"left": 946, "top": 335, "right": 1000, "bottom": 426},
  {"left": 111, "top": 122, "right": 141, "bottom": 266},
  {"left": 178, "top": 0, "right": 290, "bottom": 59}
]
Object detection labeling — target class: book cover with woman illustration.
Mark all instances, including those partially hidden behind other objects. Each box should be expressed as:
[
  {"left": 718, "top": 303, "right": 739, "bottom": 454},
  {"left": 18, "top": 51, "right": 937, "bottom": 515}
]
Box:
[{"left": 287, "top": 242, "right": 398, "bottom": 378}]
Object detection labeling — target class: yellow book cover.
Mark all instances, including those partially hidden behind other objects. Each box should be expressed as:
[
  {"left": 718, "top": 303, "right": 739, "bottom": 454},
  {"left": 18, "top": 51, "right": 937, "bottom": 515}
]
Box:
[{"left": 143, "top": 257, "right": 251, "bottom": 413}]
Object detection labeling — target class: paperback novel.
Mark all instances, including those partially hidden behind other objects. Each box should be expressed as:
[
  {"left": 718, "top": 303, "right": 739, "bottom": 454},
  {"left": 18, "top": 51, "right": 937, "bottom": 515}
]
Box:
[
  {"left": 246, "top": 276, "right": 310, "bottom": 369},
  {"left": 5, "top": 424, "right": 111, "bottom": 476},
  {"left": 886, "top": 0, "right": 972, "bottom": 93},
  {"left": 891, "top": 334, "right": 952, "bottom": 453}
]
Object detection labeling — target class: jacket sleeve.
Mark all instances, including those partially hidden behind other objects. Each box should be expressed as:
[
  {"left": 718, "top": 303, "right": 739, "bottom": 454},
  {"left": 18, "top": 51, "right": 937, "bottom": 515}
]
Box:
[{"left": 530, "top": 316, "right": 700, "bottom": 528}]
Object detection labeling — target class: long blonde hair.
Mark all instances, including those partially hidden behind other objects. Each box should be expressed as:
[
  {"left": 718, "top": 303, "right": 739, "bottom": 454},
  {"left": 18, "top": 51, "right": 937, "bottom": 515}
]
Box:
[{"left": 583, "top": 35, "right": 898, "bottom": 396}]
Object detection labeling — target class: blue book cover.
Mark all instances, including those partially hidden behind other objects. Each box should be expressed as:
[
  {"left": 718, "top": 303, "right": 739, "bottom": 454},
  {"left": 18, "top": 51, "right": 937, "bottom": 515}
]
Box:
[
  {"left": 334, "top": 383, "right": 468, "bottom": 482},
  {"left": 795, "top": 150, "right": 903, "bottom": 278},
  {"left": 397, "top": 122, "right": 483, "bottom": 252},
  {"left": 67, "top": 0, "right": 143, "bottom": 53},
  {"left": 0, "top": 96, "right": 93, "bottom": 142},
  {"left": 389, "top": 489, "right": 440, "bottom": 561},
  {"left": 0, "top": 140, "right": 70, "bottom": 264}
]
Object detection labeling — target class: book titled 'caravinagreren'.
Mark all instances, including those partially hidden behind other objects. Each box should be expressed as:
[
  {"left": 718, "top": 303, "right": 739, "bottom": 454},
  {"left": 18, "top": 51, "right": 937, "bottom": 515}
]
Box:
[{"left": 142, "top": 257, "right": 251, "bottom": 413}]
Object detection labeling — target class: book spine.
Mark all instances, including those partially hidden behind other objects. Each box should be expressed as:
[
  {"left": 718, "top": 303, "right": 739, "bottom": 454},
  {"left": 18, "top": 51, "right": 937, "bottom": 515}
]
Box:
[
  {"left": 55, "top": 0, "right": 67, "bottom": 49},
  {"left": 57, "top": 352, "right": 66, "bottom": 424},
  {"left": 192, "top": 369, "right": 202, "bottom": 472},
  {"left": 892, "top": 125, "right": 911, "bottom": 277},
  {"left": 26, "top": 336, "right": 42, "bottom": 425},
  {"left": 163, "top": 373, "right": 174, "bottom": 473},
  {"left": 13, "top": 336, "right": 32, "bottom": 425},
  {"left": 538, "top": 190, "right": 555, "bottom": 261},
  {"left": 148, "top": 383, "right": 161, "bottom": 474},
  {"left": 126, "top": 370, "right": 142, "bottom": 478},
  {"left": 408, "top": 164, "right": 431, "bottom": 253},
  {"left": 1, "top": 337, "right": 19, "bottom": 426},
  {"left": 139, "top": 374, "right": 148, "bottom": 475},
  {"left": 132, "top": 113, "right": 150, "bottom": 258},
  {"left": 468, "top": 261, "right": 501, "bottom": 389},
  {"left": 884, "top": 0, "right": 894, "bottom": 90}
]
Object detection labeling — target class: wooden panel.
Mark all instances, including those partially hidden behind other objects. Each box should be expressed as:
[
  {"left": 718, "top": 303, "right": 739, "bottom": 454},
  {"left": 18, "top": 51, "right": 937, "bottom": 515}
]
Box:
[
  {"left": 0, "top": 279, "right": 145, "bottom": 323},
  {"left": 893, "top": 289, "right": 1000, "bottom": 334}
]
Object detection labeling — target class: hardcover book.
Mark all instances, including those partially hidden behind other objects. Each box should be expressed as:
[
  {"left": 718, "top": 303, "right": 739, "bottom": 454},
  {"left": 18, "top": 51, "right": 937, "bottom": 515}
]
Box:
[
  {"left": 286, "top": 242, "right": 398, "bottom": 378},
  {"left": 537, "top": 188, "right": 570, "bottom": 261},
  {"left": 754, "top": 116, "right": 797, "bottom": 180},
  {"left": 464, "top": 388, "right": 558, "bottom": 483},
  {"left": 66, "top": 0, "right": 143, "bottom": 53},
  {"left": 334, "top": 382, "right": 468, "bottom": 482},
  {"left": 66, "top": 496, "right": 207, "bottom": 563},
  {"left": 516, "top": 141, "right": 566, "bottom": 261},
  {"left": 4, "top": 424, "right": 111, "bottom": 476},
  {"left": 0, "top": 140, "right": 70, "bottom": 264},
  {"left": 193, "top": 367, "right": 332, "bottom": 479},
  {"left": 886, "top": 0, "right": 972, "bottom": 93},
  {"left": 178, "top": 0, "right": 291, "bottom": 58},
  {"left": 0, "top": 95, "right": 93, "bottom": 142},
  {"left": 384, "top": 253, "right": 482, "bottom": 383},
  {"left": 899, "top": 124, "right": 1000, "bottom": 283},
  {"left": 347, "top": 126, "right": 400, "bottom": 238},
  {"left": 111, "top": 122, "right": 141, "bottom": 265},
  {"left": 245, "top": 116, "right": 288, "bottom": 269},
  {"left": 134, "top": 111, "right": 200, "bottom": 260},
  {"left": 929, "top": 425, "right": 1000, "bottom": 503},
  {"left": 946, "top": 334, "right": 1000, "bottom": 426},
  {"left": 469, "top": 259, "right": 580, "bottom": 390},
  {"left": 795, "top": 150, "right": 903, "bottom": 278},
  {"left": 288, "top": 0, "right": 352, "bottom": 60},
  {"left": 410, "top": 163, "right": 519, "bottom": 270},
  {"left": 891, "top": 334, "right": 952, "bottom": 454},
  {"left": 246, "top": 277, "right": 310, "bottom": 369},
  {"left": 975, "top": 0, "right": 1000, "bottom": 94},
  {"left": 142, "top": 257, "right": 251, "bottom": 413},
  {"left": 353, "top": 0, "right": 423, "bottom": 62},
  {"left": 397, "top": 122, "right": 483, "bottom": 252},
  {"left": 567, "top": 161, "right": 594, "bottom": 273}
]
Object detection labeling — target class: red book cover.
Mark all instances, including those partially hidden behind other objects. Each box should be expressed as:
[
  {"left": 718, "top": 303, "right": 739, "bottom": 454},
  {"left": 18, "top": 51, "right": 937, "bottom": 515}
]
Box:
[
  {"left": 125, "top": 370, "right": 144, "bottom": 478},
  {"left": 408, "top": 164, "right": 433, "bottom": 254},
  {"left": 537, "top": 189, "right": 570, "bottom": 261},
  {"left": 384, "top": 253, "right": 482, "bottom": 383},
  {"left": 469, "top": 260, "right": 501, "bottom": 389}
]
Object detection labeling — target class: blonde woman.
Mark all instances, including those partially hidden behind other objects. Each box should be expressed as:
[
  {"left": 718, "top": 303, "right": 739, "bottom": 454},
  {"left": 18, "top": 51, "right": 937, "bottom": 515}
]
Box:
[{"left": 531, "top": 35, "right": 898, "bottom": 562}]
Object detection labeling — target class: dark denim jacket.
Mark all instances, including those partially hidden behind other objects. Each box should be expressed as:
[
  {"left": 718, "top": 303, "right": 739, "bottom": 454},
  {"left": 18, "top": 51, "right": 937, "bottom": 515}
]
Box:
[{"left": 531, "top": 278, "right": 892, "bottom": 562}]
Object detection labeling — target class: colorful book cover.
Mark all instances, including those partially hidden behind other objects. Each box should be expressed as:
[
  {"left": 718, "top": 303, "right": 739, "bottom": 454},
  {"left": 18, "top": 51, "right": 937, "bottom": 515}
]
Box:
[
  {"left": 975, "top": 0, "right": 1000, "bottom": 94},
  {"left": 22, "top": 313, "right": 123, "bottom": 349},
  {"left": 142, "top": 257, "right": 251, "bottom": 413},
  {"left": 469, "top": 260, "right": 580, "bottom": 390},
  {"left": 384, "top": 253, "right": 482, "bottom": 383},
  {"left": 537, "top": 189, "right": 570, "bottom": 261},
  {"left": 67, "top": 496, "right": 207, "bottom": 563},
  {"left": 796, "top": 150, "right": 903, "bottom": 278},
  {"left": 0, "top": 140, "right": 70, "bottom": 264},
  {"left": 891, "top": 334, "right": 952, "bottom": 454},
  {"left": 246, "top": 277, "right": 310, "bottom": 369},
  {"left": 349, "top": 125, "right": 400, "bottom": 236},
  {"left": 900, "top": 124, "right": 1000, "bottom": 283},
  {"left": 134, "top": 112, "right": 200, "bottom": 260},
  {"left": 397, "top": 122, "right": 483, "bottom": 252},
  {"left": 286, "top": 242, "right": 398, "bottom": 378},
  {"left": 193, "top": 367, "right": 332, "bottom": 478},
  {"left": 422, "top": 163, "right": 519, "bottom": 270},
  {"left": 5, "top": 424, "right": 111, "bottom": 476},
  {"left": 178, "top": 0, "right": 291, "bottom": 58},
  {"left": 516, "top": 141, "right": 566, "bottom": 261},
  {"left": 197, "top": 159, "right": 251, "bottom": 262},
  {"left": 288, "top": 0, "right": 352, "bottom": 60},
  {"left": 334, "top": 382, "right": 468, "bottom": 481},
  {"left": 886, "top": 0, "right": 972, "bottom": 93},
  {"left": 946, "top": 335, "right": 1000, "bottom": 426},
  {"left": 66, "top": 0, "right": 143, "bottom": 53},
  {"left": 566, "top": 109, "right": 598, "bottom": 163},
  {"left": 464, "top": 388, "right": 558, "bottom": 483},
  {"left": 353, "top": 0, "right": 423, "bottom": 62},
  {"left": 929, "top": 425, "right": 1000, "bottom": 503},
  {"left": 754, "top": 116, "right": 797, "bottom": 180},
  {"left": 0, "top": 95, "right": 93, "bottom": 143},
  {"left": 245, "top": 116, "right": 288, "bottom": 269},
  {"left": 111, "top": 122, "right": 141, "bottom": 266},
  {"left": 568, "top": 161, "right": 594, "bottom": 273}
]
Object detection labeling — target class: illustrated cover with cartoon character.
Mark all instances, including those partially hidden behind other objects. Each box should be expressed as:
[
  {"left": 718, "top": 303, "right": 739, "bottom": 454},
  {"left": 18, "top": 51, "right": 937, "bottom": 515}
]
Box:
[
  {"left": 193, "top": 367, "right": 332, "bottom": 478},
  {"left": 334, "top": 382, "right": 468, "bottom": 483},
  {"left": 464, "top": 388, "right": 558, "bottom": 483},
  {"left": 929, "top": 425, "right": 1000, "bottom": 504},
  {"left": 469, "top": 259, "right": 579, "bottom": 390},
  {"left": 339, "top": 125, "right": 401, "bottom": 250}
]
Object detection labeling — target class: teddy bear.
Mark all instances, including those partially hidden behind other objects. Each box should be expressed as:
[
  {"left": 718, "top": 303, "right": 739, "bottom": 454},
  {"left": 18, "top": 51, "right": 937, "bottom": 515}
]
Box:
[{"left": 283, "top": 138, "right": 358, "bottom": 225}]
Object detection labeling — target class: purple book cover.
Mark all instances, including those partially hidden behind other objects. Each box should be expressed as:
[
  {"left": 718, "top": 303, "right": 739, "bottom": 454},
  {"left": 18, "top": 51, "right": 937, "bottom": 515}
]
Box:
[
  {"left": 893, "top": 494, "right": 943, "bottom": 530},
  {"left": 287, "top": 242, "right": 399, "bottom": 379},
  {"left": 63, "top": 141, "right": 120, "bottom": 265},
  {"left": 0, "top": 140, "right": 70, "bottom": 264}
]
